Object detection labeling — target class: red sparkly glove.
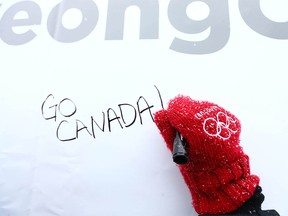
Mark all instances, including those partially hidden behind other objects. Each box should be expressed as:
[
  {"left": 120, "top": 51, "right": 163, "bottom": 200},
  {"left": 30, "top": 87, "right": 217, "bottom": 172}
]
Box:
[{"left": 154, "top": 95, "right": 260, "bottom": 215}]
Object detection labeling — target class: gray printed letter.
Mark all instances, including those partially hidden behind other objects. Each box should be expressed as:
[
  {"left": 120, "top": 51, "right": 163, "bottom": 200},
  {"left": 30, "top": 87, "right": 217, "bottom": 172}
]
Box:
[
  {"left": 105, "top": 0, "right": 159, "bottom": 40},
  {"left": 168, "top": 0, "right": 230, "bottom": 54},
  {"left": 47, "top": 0, "right": 98, "bottom": 43},
  {"left": 239, "top": 0, "right": 288, "bottom": 39},
  {"left": 0, "top": 1, "right": 41, "bottom": 45}
]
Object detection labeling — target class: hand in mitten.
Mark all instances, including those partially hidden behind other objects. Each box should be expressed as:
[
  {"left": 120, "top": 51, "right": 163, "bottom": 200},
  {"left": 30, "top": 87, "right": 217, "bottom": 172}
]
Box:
[{"left": 154, "top": 95, "right": 260, "bottom": 215}]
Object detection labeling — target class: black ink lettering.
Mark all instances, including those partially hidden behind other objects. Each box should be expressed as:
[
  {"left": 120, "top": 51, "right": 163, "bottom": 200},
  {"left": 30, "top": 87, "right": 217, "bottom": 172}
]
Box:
[
  {"left": 118, "top": 103, "right": 137, "bottom": 127},
  {"left": 56, "top": 120, "right": 76, "bottom": 142},
  {"left": 58, "top": 98, "right": 77, "bottom": 117},
  {"left": 41, "top": 94, "right": 57, "bottom": 121},
  {"left": 91, "top": 112, "right": 105, "bottom": 138},
  {"left": 41, "top": 85, "right": 166, "bottom": 141},
  {"left": 154, "top": 85, "right": 164, "bottom": 109},
  {"left": 107, "top": 108, "right": 123, "bottom": 132},
  {"left": 76, "top": 119, "right": 92, "bottom": 138},
  {"left": 137, "top": 96, "right": 154, "bottom": 124}
]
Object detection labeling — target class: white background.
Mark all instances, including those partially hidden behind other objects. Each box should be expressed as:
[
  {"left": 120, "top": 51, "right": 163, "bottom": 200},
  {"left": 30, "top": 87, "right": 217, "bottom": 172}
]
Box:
[{"left": 0, "top": 0, "right": 287, "bottom": 215}]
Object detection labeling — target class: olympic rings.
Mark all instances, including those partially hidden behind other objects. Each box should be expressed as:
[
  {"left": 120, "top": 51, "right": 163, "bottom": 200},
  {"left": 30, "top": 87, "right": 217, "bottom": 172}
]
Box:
[{"left": 203, "top": 112, "right": 238, "bottom": 140}]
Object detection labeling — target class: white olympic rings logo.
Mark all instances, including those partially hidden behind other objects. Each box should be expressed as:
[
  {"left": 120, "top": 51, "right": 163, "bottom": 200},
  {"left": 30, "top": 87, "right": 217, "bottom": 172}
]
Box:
[{"left": 203, "top": 112, "right": 238, "bottom": 140}]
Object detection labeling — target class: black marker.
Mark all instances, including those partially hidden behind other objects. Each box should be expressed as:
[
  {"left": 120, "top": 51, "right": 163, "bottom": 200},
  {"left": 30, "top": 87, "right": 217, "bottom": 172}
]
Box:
[{"left": 173, "top": 131, "right": 189, "bottom": 164}]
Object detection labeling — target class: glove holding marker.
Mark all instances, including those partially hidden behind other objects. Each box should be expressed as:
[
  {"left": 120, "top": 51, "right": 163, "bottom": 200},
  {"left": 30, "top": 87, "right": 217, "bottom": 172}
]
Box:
[{"left": 154, "top": 95, "right": 279, "bottom": 215}]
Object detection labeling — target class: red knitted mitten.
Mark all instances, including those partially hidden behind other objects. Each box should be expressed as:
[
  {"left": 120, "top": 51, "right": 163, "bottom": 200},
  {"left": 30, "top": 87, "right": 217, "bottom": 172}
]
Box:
[{"left": 154, "top": 95, "right": 260, "bottom": 215}]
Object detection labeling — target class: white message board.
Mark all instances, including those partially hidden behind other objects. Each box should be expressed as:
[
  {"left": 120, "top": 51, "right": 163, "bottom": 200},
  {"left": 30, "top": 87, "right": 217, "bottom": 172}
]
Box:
[{"left": 0, "top": 0, "right": 287, "bottom": 215}]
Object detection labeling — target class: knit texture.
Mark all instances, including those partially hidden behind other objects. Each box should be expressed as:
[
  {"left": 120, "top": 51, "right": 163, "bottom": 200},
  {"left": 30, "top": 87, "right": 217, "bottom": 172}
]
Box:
[{"left": 154, "top": 95, "right": 260, "bottom": 215}]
